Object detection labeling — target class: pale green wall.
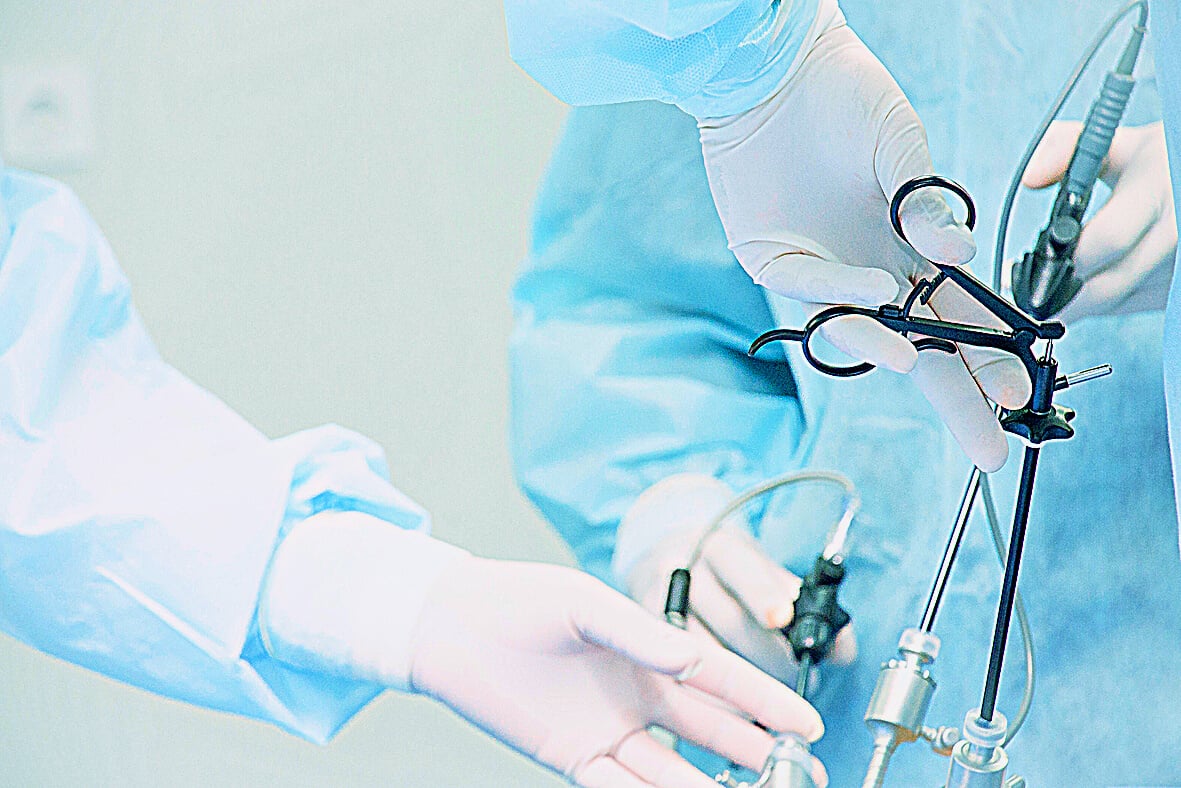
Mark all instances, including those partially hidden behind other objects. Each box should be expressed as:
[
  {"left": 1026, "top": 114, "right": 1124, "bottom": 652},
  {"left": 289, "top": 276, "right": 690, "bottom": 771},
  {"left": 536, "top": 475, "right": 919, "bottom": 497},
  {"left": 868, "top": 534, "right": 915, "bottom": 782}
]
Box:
[{"left": 0, "top": 2, "right": 572, "bottom": 785}]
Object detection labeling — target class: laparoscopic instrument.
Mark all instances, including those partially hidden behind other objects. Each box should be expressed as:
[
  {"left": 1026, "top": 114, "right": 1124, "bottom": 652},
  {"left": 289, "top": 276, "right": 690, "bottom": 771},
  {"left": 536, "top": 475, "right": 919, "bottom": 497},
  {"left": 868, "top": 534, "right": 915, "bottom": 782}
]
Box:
[
  {"left": 750, "top": 175, "right": 1111, "bottom": 788},
  {"left": 656, "top": 5, "right": 1142, "bottom": 786},
  {"left": 739, "top": 5, "right": 1145, "bottom": 785}
]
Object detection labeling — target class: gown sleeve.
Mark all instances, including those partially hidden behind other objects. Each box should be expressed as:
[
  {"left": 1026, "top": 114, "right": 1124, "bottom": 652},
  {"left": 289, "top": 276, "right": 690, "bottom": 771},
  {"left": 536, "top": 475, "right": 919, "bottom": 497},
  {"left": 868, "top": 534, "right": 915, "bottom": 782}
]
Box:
[
  {"left": 0, "top": 166, "right": 447, "bottom": 743},
  {"left": 504, "top": 0, "right": 832, "bottom": 117}
]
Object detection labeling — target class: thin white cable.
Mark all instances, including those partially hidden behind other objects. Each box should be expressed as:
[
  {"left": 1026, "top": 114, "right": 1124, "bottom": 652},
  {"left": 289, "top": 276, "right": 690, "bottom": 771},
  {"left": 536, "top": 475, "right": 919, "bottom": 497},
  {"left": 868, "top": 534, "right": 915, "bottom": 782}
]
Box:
[{"left": 686, "top": 470, "right": 861, "bottom": 570}]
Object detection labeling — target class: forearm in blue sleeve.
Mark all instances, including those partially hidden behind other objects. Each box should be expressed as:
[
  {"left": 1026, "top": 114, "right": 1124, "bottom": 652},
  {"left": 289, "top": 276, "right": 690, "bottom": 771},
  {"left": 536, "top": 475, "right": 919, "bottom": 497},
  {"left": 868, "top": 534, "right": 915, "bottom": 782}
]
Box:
[
  {"left": 0, "top": 167, "right": 425, "bottom": 743},
  {"left": 505, "top": 0, "right": 826, "bottom": 117},
  {"left": 509, "top": 103, "right": 805, "bottom": 584}
]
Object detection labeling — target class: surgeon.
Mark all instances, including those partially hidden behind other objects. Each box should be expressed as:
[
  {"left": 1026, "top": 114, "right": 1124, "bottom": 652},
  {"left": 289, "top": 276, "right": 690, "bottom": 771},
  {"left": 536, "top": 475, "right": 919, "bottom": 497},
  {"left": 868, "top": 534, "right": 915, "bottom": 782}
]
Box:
[
  {"left": 0, "top": 156, "right": 828, "bottom": 787},
  {"left": 509, "top": 1, "right": 1181, "bottom": 785}
]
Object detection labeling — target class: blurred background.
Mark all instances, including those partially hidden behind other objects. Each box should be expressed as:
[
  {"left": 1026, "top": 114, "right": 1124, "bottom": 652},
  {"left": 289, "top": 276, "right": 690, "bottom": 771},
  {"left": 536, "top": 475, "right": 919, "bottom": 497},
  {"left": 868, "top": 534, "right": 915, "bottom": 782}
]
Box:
[{"left": 0, "top": 1, "right": 571, "bottom": 784}]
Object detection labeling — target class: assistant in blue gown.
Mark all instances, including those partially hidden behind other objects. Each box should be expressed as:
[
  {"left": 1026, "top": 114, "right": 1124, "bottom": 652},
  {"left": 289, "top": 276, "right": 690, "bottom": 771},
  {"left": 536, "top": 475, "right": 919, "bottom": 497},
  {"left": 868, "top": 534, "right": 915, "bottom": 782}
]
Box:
[
  {"left": 511, "top": 2, "right": 1181, "bottom": 785},
  {"left": 0, "top": 164, "right": 439, "bottom": 743}
]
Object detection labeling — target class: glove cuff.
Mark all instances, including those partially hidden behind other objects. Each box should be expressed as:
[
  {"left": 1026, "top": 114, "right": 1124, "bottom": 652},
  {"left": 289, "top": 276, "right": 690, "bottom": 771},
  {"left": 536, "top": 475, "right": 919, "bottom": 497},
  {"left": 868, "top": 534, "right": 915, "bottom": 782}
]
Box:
[
  {"left": 685, "top": 0, "right": 842, "bottom": 118},
  {"left": 259, "top": 511, "right": 470, "bottom": 691}
]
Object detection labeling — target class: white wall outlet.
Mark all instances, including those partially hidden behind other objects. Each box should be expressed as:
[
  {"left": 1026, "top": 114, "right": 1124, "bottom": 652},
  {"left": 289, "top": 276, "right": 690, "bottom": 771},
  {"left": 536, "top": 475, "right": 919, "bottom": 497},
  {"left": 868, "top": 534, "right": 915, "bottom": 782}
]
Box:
[{"left": 1, "top": 63, "right": 96, "bottom": 170}]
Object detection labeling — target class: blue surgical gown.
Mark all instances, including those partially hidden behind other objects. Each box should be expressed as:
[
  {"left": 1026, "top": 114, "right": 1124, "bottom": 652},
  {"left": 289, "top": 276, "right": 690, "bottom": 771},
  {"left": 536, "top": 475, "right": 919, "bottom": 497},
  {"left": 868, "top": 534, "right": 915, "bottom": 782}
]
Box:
[
  {"left": 1157, "top": 3, "right": 1181, "bottom": 554},
  {"left": 504, "top": 0, "right": 822, "bottom": 117},
  {"left": 0, "top": 165, "right": 434, "bottom": 743},
  {"left": 510, "top": 2, "right": 1181, "bottom": 785}
]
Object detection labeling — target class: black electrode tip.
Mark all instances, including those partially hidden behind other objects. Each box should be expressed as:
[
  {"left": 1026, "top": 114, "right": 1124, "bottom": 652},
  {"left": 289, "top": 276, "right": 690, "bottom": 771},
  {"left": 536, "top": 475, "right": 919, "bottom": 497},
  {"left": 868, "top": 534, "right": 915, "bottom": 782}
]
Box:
[{"left": 664, "top": 568, "right": 691, "bottom": 628}]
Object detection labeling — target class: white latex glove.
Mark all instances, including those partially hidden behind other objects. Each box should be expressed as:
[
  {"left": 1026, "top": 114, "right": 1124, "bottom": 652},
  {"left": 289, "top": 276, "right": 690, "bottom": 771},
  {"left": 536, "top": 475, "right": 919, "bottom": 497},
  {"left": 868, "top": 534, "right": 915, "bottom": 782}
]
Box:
[
  {"left": 698, "top": 1, "right": 1030, "bottom": 472},
  {"left": 261, "top": 511, "right": 827, "bottom": 788},
  {"left": 1022, "top": 120, "right": 1178, "bottom": 321},
  {"left": 614, "top": 474, "right": 855, "bottom": 687}
]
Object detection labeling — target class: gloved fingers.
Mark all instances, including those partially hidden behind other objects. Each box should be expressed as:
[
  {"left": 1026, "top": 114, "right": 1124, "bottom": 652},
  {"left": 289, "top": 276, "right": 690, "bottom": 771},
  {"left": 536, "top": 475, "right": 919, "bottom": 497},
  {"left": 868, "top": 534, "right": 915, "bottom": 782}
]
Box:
[
  {"left": 655, "top": 692, "right": 830, "bottom": 788},
  {"left": 814, "top": 311, "right": 919, "bottom": 373},
  {"left": 705, "top": 527, "right": 802, "bottom": 629},
  {"left": 673, "top": 627, "right": 754, "bottom": 722},
  {"left": 637, "top": 575, "right": 673, "bottom": 618},
  {"left": 1022, "top": 121, "right": 1087, "bottom": 189},
  {"left": 925, "top": 281, "right": 1032, "bottom": 409},
  {"left": 829, "top": 623, "right": 857, "bottom": 666},
  {"left": 811, "top": 756, "right": 830, "bottom": 788},
  {"left": 907, "top": 330, "right": 1010, "bottom": 472},
  {"left": 632, "top": 578, "right": 735, "bottom": 670},
  {"left": 682, "top": 641, "right": 823, "bottom": 741},
  {"left": 614, "top": 731, "right": 731, "bottom": 788},
  {"left": 684, "top": 613, "right": 723, "bottom": 645},
  {"left": 571, "top": 581, "right": 703, "bottom": 680},
  {"left": 1058, "top": 221, "right": 1178, "bottom": 321},
  {"left": 655, "top": 687, "right": 778, "bottom": 772},
  {"left": 753, "top": 250, "right": 900, "bottom": 306},
  {"left": 690, "top": 570, "right": 799, "bottom": 683},
  {"left": 1021, "top": 120, "right": 1128, "bottom": 190},
  {"left": 1073, "top": 186, "right": 1164, "bottom": 279},
  {"left": 576, "top": 755, "right": 654, "bottom": 788},
  {"left": 874, "top": 96, "right": 976, "bottom": 266}
]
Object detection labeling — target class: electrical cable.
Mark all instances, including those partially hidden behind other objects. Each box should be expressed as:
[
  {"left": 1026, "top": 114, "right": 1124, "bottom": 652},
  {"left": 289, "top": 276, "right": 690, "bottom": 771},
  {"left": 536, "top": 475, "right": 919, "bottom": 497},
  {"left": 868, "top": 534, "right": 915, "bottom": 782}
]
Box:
[{"left": 684, "top": 470, "right": 861, "bottom": 571}]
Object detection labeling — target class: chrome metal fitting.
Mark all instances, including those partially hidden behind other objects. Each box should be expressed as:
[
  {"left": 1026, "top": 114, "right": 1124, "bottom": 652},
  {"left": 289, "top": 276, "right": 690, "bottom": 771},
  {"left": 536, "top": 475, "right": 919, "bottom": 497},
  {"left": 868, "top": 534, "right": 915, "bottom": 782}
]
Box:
[
  {"left": 860, "top": 629, "right": 944, "bottom": 788},
  {"left": 717, "top": 733, "right": 816, "bottom": 788},
  {"left": 865, "top": 628, "right": 940, "bottom": 742},
  {"left": 944, "top": 711, "right": 1018, "bottom": 788}
]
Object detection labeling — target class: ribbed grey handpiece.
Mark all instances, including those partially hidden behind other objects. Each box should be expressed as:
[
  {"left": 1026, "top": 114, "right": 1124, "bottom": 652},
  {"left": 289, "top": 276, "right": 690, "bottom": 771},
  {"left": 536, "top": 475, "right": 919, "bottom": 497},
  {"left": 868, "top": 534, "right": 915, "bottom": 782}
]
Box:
[
  {"left": 1064, "top": 72, "right": 1134, "bottom": 194},
  {"left": 1064, "top": 24, "right": 1143, "bottom": 195}
]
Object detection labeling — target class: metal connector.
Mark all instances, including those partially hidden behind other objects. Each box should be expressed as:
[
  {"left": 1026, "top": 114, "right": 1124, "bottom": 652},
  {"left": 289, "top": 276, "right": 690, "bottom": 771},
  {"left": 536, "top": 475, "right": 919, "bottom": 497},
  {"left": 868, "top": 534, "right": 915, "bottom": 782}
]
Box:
[
  {"left": 944, "top": 712, "right": 1022, "bottom": 788},
  {"left": 1054, "top": 363, "right": 1112, "bottom": 390},
  {"left": 717, "top": 734, "right": 817, "bottom": 788},
  {"left": 861, "top": 629, "right": 943, "bottom": 788},
  {"left": 922, "top": 725, "right": 961, "bottom": 756}
]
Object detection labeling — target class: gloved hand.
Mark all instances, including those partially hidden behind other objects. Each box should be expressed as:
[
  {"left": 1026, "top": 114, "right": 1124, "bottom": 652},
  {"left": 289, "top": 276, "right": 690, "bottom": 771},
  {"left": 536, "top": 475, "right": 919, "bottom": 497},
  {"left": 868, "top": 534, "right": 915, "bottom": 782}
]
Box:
[
  {"left": 261, "top": 511, "right": 827, "bottom": 788},
  {"left": 1022, "top": 120, "right": 1178, "bottom": 321},
  {"left": 698, "top": 1, "right": 1030, "bottom": 472},
  {"left": 613, "top": 474, "right": 855, "bottom": 688}
]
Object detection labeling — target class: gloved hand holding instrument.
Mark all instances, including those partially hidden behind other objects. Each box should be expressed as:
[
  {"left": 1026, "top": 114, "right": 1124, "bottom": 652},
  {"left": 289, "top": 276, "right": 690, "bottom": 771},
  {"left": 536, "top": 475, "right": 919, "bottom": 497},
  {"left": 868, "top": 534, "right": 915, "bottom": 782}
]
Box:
[
  {"left": 618, "top": 471, "right": 863, "bottom": 788},
  {"left": 699, "top": 0, "right": 1031, "bottom": 473},
  {"left": 1018, "top": 120, "right": 1176, "bottom": 321},
  {"left": 1006, "top": 2, "right": 1173, "bottom": 322},
  {"left": 615, "top": 474, "right": 856, "bottom": 688}
]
